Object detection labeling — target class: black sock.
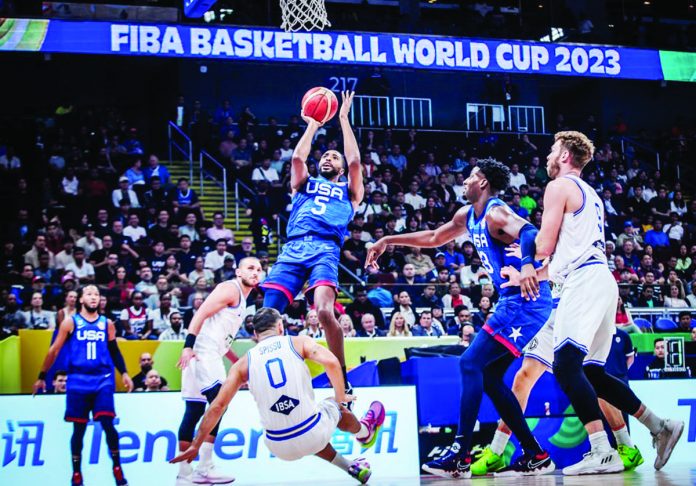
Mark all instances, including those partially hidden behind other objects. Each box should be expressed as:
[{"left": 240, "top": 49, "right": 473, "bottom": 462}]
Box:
[
  {"left": 110, "top": 450, "right": 121, "bottom": 468},
  {"left": 342, "top": 366, "right": 349, "bottom": 389},
  {"left": 72, "top": 455, "right": 81, "bottom": 474}
]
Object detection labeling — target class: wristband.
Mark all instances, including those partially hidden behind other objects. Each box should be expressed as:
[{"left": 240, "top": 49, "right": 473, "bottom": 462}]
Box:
[
  {"left": 38, "top": 371, "right": 47, "bottom": 381},
  {"left": 184, "top": 333, "right": 197, "bottom": 349}
]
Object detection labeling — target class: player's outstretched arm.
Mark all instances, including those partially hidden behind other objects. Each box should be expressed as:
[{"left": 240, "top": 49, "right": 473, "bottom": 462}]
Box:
[
  {"left": 291, "top": 113, "right": 322, "bottom": 192},
  {"left": 107, "top": 320, "right": 133, "bottom": 392},
  {"left": 297, "top": 336, "right": 354, "bottom": 404},
  {"left": 339, "top": 91, "right": 364, "bottom": 207},
  {"left": 33, "top": 318, "right": 74, "bottom": 395},
  {"left": 365, "top": 205, "right": 471, "bottom": 269},
  {"left": 535, "top": 180, "right": 568, "bottom": 259},
  {"left": 170, "top": 358, "right": 248, "bottom": 464},
  {"left": 177, "top": 281, "right": 239, "bottom": 370}
]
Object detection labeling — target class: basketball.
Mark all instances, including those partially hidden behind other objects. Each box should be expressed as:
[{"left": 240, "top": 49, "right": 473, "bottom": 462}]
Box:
[{"left": 301, "top": 87, "right": 339, "bottom": 124}]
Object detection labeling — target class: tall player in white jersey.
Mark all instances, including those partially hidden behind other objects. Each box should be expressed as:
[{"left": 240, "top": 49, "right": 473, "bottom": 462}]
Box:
[
  {"left": 171, "top": 308, "right": 386, "bottom": 485},
  {"left": 528, "top": 131, "right": 683, "bottom": 475},
  {"left": 175, "top": 257, "right": 262, "bottom": 485}
]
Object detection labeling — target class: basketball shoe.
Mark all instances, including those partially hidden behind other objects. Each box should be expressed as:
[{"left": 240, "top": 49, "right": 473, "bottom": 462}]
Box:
[
  {"left": 562, "top": 449, "right": 623, "bottom": 475},
  {"left": 652, "top": 419, "right": 684, "bottom": 470},
  {"left": 422, "top": 442, "right": 472, "bottom": 479},
  {"left": 71, "top": 472, "right": 84, "bottom": 486},
  {"left": 113, "top": 466, "right": 128, "bottom": 485},
  {"left": 470, "top": 445, "right": 506, "bottom": 475},
  {"left": 357, "top": 401, "right": 386, "bottom": 449},
  {"left": 192, "top": 464, "right": 235, "bottom": 484},
  {"left": 348, "top": 458, "right": 372, "bottom": 484},
  {"left": 494, "top": 451, "right": 554, "bottom": 477},
  {"left": 617, "top": 444, "right": 644, "bottom": 471}
]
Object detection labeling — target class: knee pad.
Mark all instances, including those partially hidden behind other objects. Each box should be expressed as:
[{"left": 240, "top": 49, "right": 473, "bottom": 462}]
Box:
[
  {"left": 203, "top": 384, "right": 224, "bottom": 437},
  {"left": 262, "top": 288, "right": 290, "bottom": 312},
  {"left": 178, "top": 401, "right": 206, "bottom": 442},
  {"left": 552, "top": 344, "right": 586, "bottom": 388}
]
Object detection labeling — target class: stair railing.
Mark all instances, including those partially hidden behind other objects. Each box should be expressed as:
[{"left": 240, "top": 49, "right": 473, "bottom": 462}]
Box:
[
  {"left": 167, "top": 121, "right": 194, "bottom": 182},
  {"left": 199, "top": 150, "right": 228, "bottom": 217}
]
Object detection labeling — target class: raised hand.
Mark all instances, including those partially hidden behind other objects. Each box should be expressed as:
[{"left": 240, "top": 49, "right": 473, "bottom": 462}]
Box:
[{"left": 339, "top": 91, "right": 355, "bottom": 120}]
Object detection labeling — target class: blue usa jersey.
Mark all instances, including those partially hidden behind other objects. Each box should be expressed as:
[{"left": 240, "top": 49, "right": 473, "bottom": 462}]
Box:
[
  {"left": 466, "top": 198, "right": 522, "bottom": 297},
  {"left": 287, "top": 176, "right": 354, "bottom": 244},
  {"left": 67, "top": 314, "right": 114, "bottom": 391}
]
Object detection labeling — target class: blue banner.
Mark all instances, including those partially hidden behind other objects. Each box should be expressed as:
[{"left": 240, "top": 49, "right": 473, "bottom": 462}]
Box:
[{"left": 0, "top": 18, "right": 665, "bottom": 80}]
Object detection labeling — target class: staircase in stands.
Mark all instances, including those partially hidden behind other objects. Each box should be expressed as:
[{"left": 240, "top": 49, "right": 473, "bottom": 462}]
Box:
[{"left": 166, "top": 160, "right": 353, "bottom": 305}]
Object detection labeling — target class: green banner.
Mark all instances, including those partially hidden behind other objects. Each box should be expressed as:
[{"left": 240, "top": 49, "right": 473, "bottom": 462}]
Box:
[
  {"left": 0, "top": 336, "right": 21, "bottom": 394},
  {"left": 659, "top": 50, "right": 696, "bottom": 82}
]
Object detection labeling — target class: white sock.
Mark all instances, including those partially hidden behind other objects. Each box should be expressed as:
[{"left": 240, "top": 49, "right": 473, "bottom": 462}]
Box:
[
  {"left": 490, "top": 430, "right": 511, "bottom": 456},
  {"left": 637, "top": 407, "right": 664, "bottom": 435},
  {"left": 199, "top": 442, "right": 214, "bottom": 468},
  {"left": 331, "top": 453, "right": 350, "bottom": 472},
  {"left": 355, "top": 423, "right": 370, "bottom": 440},
  {"left": 178, "top": 460, "right": 193, "bottom": 476},
  {"left": 612, "top": 425, "right": 635, "bottom": 448},
  {"left": 588, "top": 431, "right": 612, "bottom": 453}
]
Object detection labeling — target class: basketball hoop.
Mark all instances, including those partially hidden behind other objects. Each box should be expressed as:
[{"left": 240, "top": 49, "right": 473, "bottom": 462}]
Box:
[{"left": 280, "top": 0, "right": 332, "bottom": 32}]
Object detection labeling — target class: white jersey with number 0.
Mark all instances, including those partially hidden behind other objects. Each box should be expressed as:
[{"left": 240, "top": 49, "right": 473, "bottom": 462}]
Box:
[
  {"left": 247, "top": 335, "right": 318, "bottom": 435},
  {"left": 548, "top": 174, "right": 607, "bottom": 283},
  {"left": 193, "top": 279, "right": 246, "bottom": 357}
]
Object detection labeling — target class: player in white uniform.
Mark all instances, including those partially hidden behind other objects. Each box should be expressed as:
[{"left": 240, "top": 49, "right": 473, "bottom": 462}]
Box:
[
  {"left": 171, "top": 307, "right": 386, "bottom": 484},
  {"left": 175, "top": 257, "right": 261, "bottom": 485},
  {"left": 516, "top": 131, "right": 683, "bottom": 475}
]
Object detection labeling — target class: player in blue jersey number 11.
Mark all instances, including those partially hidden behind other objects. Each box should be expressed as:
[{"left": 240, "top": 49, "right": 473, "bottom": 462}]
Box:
[{"left": 261, "top": 91, "right": 364, "bottom": 401}]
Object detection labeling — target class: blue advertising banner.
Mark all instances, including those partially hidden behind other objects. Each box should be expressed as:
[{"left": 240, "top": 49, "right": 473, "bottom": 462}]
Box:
[{"left": 0, "top": 18, "right": 665, "bottom": 80}]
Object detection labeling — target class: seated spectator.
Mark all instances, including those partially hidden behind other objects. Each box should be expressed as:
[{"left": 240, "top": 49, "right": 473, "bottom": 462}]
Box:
[
  {"left": 442, "top": 241, "right": 465, "bottom": 273},
  {"left": 252, "top": 157, "right": 280, "bottom": 186},
  {"left": 472, "top": 296, "right": 492, "bottom": 330},
  {"left": 151, "top": 292, "right": 176, "bottom": 335},
  {"left": 687, "top": 286, "right": 696, "bottom": 308},
  {"left": 132, "top": 352, "right": 169, "bottom": 390},
  {"left": 107, "top": 266, "right": 134, "bottom": 307},
  {"left": 616, "top": 221, "right": 644, "bottom": 250},
  {"left": 615, "top": 297, "right": 641, "bottom": 334},
  {"left": 214, "top": 255, "right": 237, "bottom": 283},
  {"left": 411, "top": 310, "right": 442, "bottom": 337},
  {"left": 442, "top": 282, "right": 473, "bottom": 310},
  {"left": 405, "top": 247, "right": 434, "bottom": 277},
  {"left": 56, "top": 290, "right": 78, "bottom": 325},
  {"left": 55, "top": 238, "right": 76, "bottom": 272},
  {"left": 170, "top": 178, "right": 201, "bottom": 218},
  {"left": 460, "top": 255, "right": 489, "bottom": 288},
  {"left": 24, "top": 233, "right": 56, "bottom": 268},
  {"left": 139, "top": 369, "right": 167, "bottom": 392},
  {"left": 678, "top": 311, "right": 693, "bottom": 333},
  {"left": 135, "top": 266, "right": 158, "bottom": 299},
  {"left": 51, "top": 370, "right": 68, "bottom": 394},
  {"left": 143, "top": 154, "right": 171, "bottom": 186},
  {"left": 338, "top": 314, "right": 356, "bottom": 338},
  {"left": 415, "top": 284, "right": 443, "bottom": 309},
  {"left": 612, "top": 256, "right": 639, "bottom": 284},
  {"left": 233, "top": 237, "right": 256, "bottom": 264},
  {"left": 299, "top": 309, "right": 324, "bottom": 338},
  {"left": 663, "top": 213, "right": 684, "bottom": 245},
  {"left": 509, "top": 193, "right": 529, "bottom": 220},
  {"left": 22, "top": 292, "right": 56, "bottom": 330},
  {"left": 392, "top": 291, "right": 416, "bottom": 327},
  {"left": 189, "top": 256, "right": 215, "bottom": 287},
  {"left": 394, "top": 263, "right": 425, "bottom": 303},
  {"left": 634, "top": 272, "right": 663, "bottom": 305},
  {"left": 366, "top": 281, "right": 393, "bottom": 309},
  {"left": 345, "top": 288, "right": 385, "bottom": 332},
  {"left": 112, "top": 176, "right": 140, "bottom": 208},
  {"left": 459, "top": 324, "right": 476, "bottom": 348},
  {"left": 518, "top": 185, "right": 537, "bottom": 214},
  {"left": 645, "top": 338, "right": 665, "bottom": 379},
  {"left": 446, "top": 305, "right": 473, "bottom": 336},
  {"left": 143, "top": 176, "right": 170, "bottom": 217},
  {"left": 183, "top": 292, "right": 205, "bottom": 328},
  {"left": 644, "top": 219, "right": 669, "bottom": 249},
  {"left": 187, "top": 277, "right": 210, "bottom": 306},
  {"left": 664, "top": 284, "right": 689, "bottom": 308},
  {"left": 123, "top": 213, "right": 147, "bottom": 244},
  {"left": 119, "top": 291, "right": 154, "bottom": 340},
  {"left": 179, "top": 212, "right": 200, "bottom": 242},
  {"left": 34, "top": 251, "right": 57, "bottom": 283},
  {"left": 342, "top": 225, "right": 367, "bottom": 274},
  {"left": 206, "top": 212, "right": 234, "bottom": 245},
  {"left": 65, "top": 247, "right": 95, "bottom": 284},
  {"left": 204, "top": 239, "right": 233, "bottom": 271},
  {"left": 431, "top": 307, "right": 446, "bottom": 333},
  {"left": 159, "top": 310, "right": 188, "bottom": 341},
  {"left": 357, "top": 313, "right": 385, "bottom": 338},
  {"left": 387, "top": 311, "right": 412, "bottom": 337},
  {"left": 1, "top": 294, "right": 26, "bottom": 339},
  {"left": 76, "top": 224, "right": 102, "bottom": 259}
]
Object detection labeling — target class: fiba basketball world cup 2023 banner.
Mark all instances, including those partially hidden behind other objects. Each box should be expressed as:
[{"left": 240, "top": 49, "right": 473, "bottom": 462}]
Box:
[
  {"left": 0, "top": 387, "right": 420, "bottom": 483},
  {"left": 2, "top": 17, "right": 696, "bottom": 82}
]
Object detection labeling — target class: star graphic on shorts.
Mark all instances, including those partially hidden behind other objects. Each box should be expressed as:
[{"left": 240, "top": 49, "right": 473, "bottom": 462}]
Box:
[{"left": 509, "top": 327, "right": 523, "bottom": 342}]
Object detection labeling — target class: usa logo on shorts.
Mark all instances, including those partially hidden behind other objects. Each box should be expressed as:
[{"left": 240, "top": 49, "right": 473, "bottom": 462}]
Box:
[{"left": 529, "top": 338, "right": 538, "bottom": 350}]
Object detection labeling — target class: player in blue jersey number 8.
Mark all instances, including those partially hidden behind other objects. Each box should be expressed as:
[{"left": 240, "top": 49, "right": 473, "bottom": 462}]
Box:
[
  {"left": 260, "top": 91, "right": 364, "bottom": 402},
  {"left": 367, "top": 159, "right": 555, "bottom": 478}
]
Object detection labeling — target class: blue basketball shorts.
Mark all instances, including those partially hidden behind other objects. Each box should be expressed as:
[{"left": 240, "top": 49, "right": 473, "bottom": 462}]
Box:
[
  {"left": 482, "top": 283, "right": 553, "bottom": 357},
  {"left": 261, "top": 237, "right": 340, "bottom": 304},
  {"left": 65, "top": 375, "right": 116, "bottom": 423}
]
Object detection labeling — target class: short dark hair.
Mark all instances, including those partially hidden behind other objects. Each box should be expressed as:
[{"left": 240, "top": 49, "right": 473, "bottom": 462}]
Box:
[
  {"left": 654, "top": 338, "right": 664, "bottom": 346},
  {"left": 477, "top": 158, "right": 511, "bottom": 192},
  {"left": 54, "top": 370, "right": 68, "bottom": 378},
  {"left": 216, "top": 238, "right": 228, "bottom": 245},
  {"left": 678, "top": 311, "right": 691, "bottom": 320},
  {"left": 253, "top": 307, "right": 282, "bottom": 333}
]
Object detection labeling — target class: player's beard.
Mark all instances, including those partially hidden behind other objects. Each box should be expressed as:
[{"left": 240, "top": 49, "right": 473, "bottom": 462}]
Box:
[
  {"left": 547, "top": 156, "right": 561, "bottom": 179},
  {"left": 83, "top": 304, "right": 98, "bottom": 314},
  {"left": 320, "top": 167, "right": 339, "bottom": 180},
  {"left": 239, "top": 276, "right": 258, "bottom": 288}
]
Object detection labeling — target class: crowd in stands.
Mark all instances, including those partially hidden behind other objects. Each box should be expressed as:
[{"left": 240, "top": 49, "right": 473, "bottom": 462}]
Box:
[{"left": 1, "top": 100, "right": 695, "bottom": 367}]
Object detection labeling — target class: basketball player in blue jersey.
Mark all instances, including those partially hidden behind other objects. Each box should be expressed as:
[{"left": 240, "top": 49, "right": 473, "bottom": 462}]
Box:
[
  {"left": 366, "top": 159, "right": 554, "bottom": 478},
  {"left": 261, "top": 91, "right": 363, "bottom": 392},
  {"left": 33, "top": 285, "right": 133, "bottom": 486}
]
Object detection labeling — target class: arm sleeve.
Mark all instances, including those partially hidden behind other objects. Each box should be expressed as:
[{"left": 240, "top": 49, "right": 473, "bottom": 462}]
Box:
[
  {"left": 519, "top": 223, "right": 538, "bottom": 267},
  {"left": 107, "top": 340, "right": 127, "bottom": 374}
]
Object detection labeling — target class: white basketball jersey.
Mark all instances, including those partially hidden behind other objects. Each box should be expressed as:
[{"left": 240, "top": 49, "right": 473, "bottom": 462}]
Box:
[
  {"left": 247, "top": 335, "right": 318, "bottom": 436},
  {"left": 194, "top": 279, "right": 246, "bottom": 357},
  {"left": 548, "top": 175, "right": 607, "bottom": 283}
]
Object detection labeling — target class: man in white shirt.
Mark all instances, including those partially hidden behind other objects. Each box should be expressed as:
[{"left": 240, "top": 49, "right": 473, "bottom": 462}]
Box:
[
  {"left": 76, "top": 224, "right": 102, "bottom": 259},
  {"left": 123, "top": 214, "right": 147, "bottom": 243},
  {"left": 279, "top": 139, "right": 293, "bottom": 162},
  {"left": 404, "top": 180, "right": 427, "bottom": 210},
  {"left": 65, "top": 247, "right": 95, "bottom": 283},
  {"left": 159, "top": 311, "right": 188, "bottom": 341},
  {"left": 205, "top": 212, "right": 234, "bottom": 245},
  {"left": 251, "top": 158, "right": 280, "bottom": 186},
  {"left": 24, "top": 234, "right": 56, "bottom": 268},
  {"left": 508, "top": 163, "right": 527, "bottom": 190},
  {"left": 453, "top": 173, "right": 467, "bottom": 202},
  {"left": 112, "top": 176, "right": 141, "bottom": 208},
  {"left": 204, "top": 239, "right": 234, "bottom": 271}
]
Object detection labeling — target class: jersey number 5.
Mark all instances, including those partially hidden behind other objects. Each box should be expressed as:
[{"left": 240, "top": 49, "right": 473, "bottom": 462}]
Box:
[
  {"left": 311, "top": 196, "right": 329, "bottom": 215},
  {"left": 265, "top": 358, "right": 287, "bottom": 388}
]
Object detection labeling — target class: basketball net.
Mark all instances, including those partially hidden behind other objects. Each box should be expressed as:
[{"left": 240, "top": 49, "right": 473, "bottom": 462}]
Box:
[{"left": 280, "top": 0, "right": 331, "bottom": 32}]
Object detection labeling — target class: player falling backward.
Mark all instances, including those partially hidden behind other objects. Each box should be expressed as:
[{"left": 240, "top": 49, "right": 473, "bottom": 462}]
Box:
[
  {"left": 171, "top": 307, "right": 386, "bottom": 484},
  {"left": 488, "top": 131, "right": 683, "bottom": 476},
  {"left": 260, "top": 91, "right": 363, "bottom": 401},
  {"left": 368, "top": 158, "right": 555, "bottom": 478},
  {"left": 33, "top": 284, "right": 134, "bottom": 486},
  {"left": 175, "top": 257, "right": 262, "bottom": 485}
]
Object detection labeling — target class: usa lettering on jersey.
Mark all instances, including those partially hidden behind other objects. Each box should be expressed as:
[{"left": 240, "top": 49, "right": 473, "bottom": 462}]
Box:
[{"left": 305, "top": 180, "right": 345, "bottom": 199}]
